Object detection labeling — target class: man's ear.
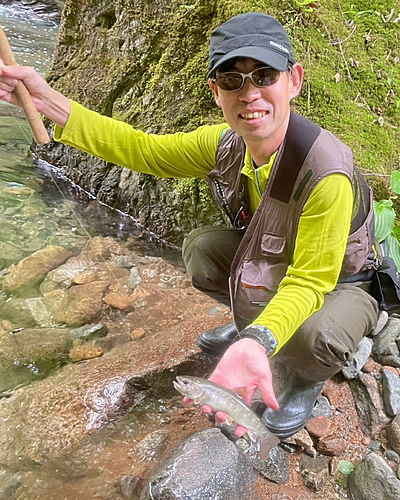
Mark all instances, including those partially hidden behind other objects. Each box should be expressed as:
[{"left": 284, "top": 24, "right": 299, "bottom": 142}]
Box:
[
  {"left": 289, "top": 63, "right": 304, "bottom": 100},
  {"left": 208, "top": 78, "right": 222, "bottom": 108}
]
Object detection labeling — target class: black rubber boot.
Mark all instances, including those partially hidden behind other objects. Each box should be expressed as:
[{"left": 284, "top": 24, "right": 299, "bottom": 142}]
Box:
[
  {"left": 262, "top": 372, "right": 325, "bottom": 439},
  {"left": 196, "top": 323, "right": 238, "bottom": 355}
]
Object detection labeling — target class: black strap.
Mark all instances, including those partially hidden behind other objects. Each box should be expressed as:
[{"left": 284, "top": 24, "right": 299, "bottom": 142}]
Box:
[{"left": 270, "top": 112, "right": 321, "bottom": 203}]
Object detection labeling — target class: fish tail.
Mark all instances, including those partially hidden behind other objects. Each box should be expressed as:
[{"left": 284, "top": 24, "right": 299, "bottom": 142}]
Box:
[{"left": 259, "top": 434, "right": 280, "bottom": 461}]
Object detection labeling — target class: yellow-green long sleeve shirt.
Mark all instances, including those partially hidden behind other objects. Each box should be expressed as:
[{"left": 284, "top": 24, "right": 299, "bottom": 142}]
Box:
[{"left": 54, "top": 101, "right": 353, "bottom": 352}]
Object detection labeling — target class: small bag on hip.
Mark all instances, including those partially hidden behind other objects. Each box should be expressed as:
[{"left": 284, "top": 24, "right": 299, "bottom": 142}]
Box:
[{"left": 370, "top": 256, "right": 400, "bottom": 314}]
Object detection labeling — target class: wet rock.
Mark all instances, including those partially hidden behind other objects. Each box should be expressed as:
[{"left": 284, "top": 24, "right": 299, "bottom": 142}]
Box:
[
  {"left": 270, "top": 486, "right": 311, "bottom": 500},
  {"left": 348, "top": 452, "right": 400, "bottom": 500},
  {"left": 382, "top": 368, "right": 400, "bottom": 417},
  {"left": 51, "top": 281, "right": 109, "bottom": 326},
  {"left": 129, "top": 266, "right": 142, "bottom": 289},
  {"left": 342, "top": 337, "right": 373, "bottom": 379},
  {"left": 2, "top": 246, "right": 72, "bottom": 293},
  {"left": 317, "top": 436, "right": 347, "bottom": 457},
  {"left": 114, "top": 255, "right": 138, "bottom": 269},
  {"left": 135, "top": 429, "right": 169, "bottom": 461},
  {"left": 71, "top": 270, "right": 97, "bottom": 285},
  {"left": 0, "top": 471, "right": 22, "bottom": 498},
  {"left": 118, "top": 475, "right": 142, "bottom": 500},
  {"left": 68, "top": 340, "right": 102, "bottom": 362},
  {"left": 251, "top": 445, "right": 289, "bottom": 484},
  {"left": 84, "top": 236, "right": 112, "bottom": 261},
  {"left": 40, "top": 256, "right": 93, "bottom": 294},
  {"left": 0, "top": 315, "right": 221, "bottom": 468},
  {"left": 103, "top": 292, "right": 133, "bottom": 310},
  {"left": 306, "top": 416, "right": 334, "bottom": 438},
  {"left": 372, "top": 316, "right": 400, "bottom": 368},
  {"left": 299, "top": 454, "right": 330, "bottom": 493},
  {"left": 69, "top": 323, "right": 108, "bottom": 342},
  {"left": 0, "top": 325, "right": 108, "bottom": 392},
  {"left": 141, "top": 428, "right": 257, "bottom": 500},
  {"left": 311, "top": 396, "right": 333, "bottom": 419},
  {"left": 2, "top": 295, "right": 51, "bottom": 327},
  {"left": 348, "top": 372, "right": 391, "bottom": 437},
  {"left": 388, "top": 413, "right": 400, "bottom": 455}
]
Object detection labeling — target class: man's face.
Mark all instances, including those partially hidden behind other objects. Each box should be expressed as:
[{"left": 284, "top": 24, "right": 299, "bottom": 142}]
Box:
[{"left": 209, "top": 58, "right": 303, "bottom": 150}]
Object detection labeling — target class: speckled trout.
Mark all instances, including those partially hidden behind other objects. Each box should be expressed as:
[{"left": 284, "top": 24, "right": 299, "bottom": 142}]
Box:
[{"left": 173, "top": 375, "right": 280, "bottom": 460}]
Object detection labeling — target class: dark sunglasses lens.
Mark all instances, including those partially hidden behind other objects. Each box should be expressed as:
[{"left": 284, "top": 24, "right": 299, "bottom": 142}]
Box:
[
  {"left": 216, "top": 73, "right": 243, "bottom": 91},
  {"left": 252, "top": 68, "right": 280, "bottom": 87}
]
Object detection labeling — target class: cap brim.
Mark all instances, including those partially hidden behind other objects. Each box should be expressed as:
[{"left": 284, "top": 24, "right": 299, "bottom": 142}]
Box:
[{"left": 208, "top": 46, "right": 289, "bottom": 77}]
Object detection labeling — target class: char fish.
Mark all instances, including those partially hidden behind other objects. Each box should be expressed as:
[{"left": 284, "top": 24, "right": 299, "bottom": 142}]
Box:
[{"left": 173, "top": 375, "right": 279, "bottom": 460}]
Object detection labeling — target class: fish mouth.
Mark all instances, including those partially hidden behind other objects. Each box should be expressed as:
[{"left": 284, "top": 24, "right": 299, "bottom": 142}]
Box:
[{"left": 173, "top": 376, "right": 186, "bottom": 395}]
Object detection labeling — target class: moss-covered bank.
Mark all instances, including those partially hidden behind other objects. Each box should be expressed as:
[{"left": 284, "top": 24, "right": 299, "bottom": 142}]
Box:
[{"left": 38, "top": 0, "right": 400, "bottom": 244}]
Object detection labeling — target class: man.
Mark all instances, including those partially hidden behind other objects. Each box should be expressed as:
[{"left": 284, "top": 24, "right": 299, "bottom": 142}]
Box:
[{"left": 0, "top": 12, "right": 380, "bottom": 439}]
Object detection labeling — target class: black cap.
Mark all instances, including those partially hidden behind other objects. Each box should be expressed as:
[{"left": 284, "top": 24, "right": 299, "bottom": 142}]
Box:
[{"left": 208, "top": 12, "right": 296, "bottom": 78}]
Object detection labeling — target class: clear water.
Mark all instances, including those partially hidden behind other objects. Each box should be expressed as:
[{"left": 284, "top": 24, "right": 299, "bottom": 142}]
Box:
[{"left": 0, "top": 7, "right": 184, "bottom": 499}]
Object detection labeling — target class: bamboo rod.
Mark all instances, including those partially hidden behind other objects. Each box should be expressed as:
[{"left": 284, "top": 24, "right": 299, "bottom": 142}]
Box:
[{"left": 0, "top": 23, "right": 51, "bottom": 145}]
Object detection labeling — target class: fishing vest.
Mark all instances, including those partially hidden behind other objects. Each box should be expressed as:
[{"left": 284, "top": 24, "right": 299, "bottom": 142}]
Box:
[{"left": 207, "top": 111, "right": 376, "bottom": 330}]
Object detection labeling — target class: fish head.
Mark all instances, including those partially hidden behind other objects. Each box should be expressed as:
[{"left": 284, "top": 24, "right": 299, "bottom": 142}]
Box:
[{"left": 173, "top": 376, "right": 204, "bottom": 402}]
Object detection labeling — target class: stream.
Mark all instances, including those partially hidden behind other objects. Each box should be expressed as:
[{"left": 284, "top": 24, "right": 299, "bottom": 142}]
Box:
[{"left": 0, "top": 5, "right": 213, "bottom": 499}]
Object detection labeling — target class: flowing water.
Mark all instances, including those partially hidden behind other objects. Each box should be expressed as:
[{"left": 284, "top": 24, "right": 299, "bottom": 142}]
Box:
[{"left": 0, "top": 6, "right": 191, "bottom": 499}]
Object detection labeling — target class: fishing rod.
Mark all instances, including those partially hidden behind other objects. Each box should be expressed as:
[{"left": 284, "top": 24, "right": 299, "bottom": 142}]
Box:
[{"left": 0, "top": 22, "right": 51, "bottom": 145}]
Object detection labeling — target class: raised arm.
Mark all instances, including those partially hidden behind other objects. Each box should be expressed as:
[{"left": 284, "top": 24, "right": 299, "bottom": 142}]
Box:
[{"left": 0, "top": 62, "right": 71, "bottom": 128}]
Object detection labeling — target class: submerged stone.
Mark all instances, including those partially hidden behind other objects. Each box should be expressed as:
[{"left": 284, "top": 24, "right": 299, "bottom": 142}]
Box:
[{"left": 141, "top": 428, "right": 257, "bottom": 500}]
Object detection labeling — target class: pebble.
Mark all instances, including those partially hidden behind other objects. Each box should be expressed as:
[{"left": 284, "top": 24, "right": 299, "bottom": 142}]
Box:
[
  {"left": 386, "top": 449, "right": 400, "bottom": 464},
  {"left": 367, "top": 440, "right": 384, "bottom": 453},
  {"left": 382, "top": 368, "right": 400, "bottom": 416},
  {"left": 306, "top": 416, "right": 334, "bottom": 438},
  {"left": 362, "top": 358, "right": 376, "bottom": 373},
  {"left": 119, "top": 475, "right": 142, "bottom": 499},
  {"left": 311, "top": 396, "right": 333, "bottom": 419},
  {"left": 68, "top": 341, "right": 103, "bottom": 362},
  {"left": 131, "top": 327, "right": 146, "bottom": 341},
  {"left": 317, "top": 436, "right": 347, "bottom": 457},
  {"left": 299, "top": 454, "right": 330, "bottom": 493},
  {"left": 342, "top": 337, "right": 373, "bottom": 379},
  {"left": 103, "top": 292, "right": 133, "bottom": 310}
]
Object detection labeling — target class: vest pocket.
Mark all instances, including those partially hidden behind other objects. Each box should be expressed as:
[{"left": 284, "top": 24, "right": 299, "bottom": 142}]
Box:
[{"left": 261, "top": 233, "right": 287, "bottom": 257}]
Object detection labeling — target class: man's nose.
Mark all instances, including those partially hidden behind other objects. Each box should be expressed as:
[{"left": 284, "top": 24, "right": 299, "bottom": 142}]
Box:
[{"left": 238, "top": 77, "right": 262, "bottom": 101}]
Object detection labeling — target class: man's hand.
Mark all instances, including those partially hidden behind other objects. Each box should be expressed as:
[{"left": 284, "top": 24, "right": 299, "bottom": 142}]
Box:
[
  {"left": 203, "top": 338, "right": 279, "bottom": 437},
  {"left": 0, "top": 61, "right": 71, "bottom": 127}
]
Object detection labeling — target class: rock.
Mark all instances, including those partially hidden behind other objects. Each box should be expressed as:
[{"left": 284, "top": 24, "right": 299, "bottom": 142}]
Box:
[
  {"left": 311, "top": 396, "right": 333, "bottom": 419},
  {"left": 40, "top": 256, "right": 93, "bottom": 294},
  {"left": 348, "top": 372, "right": 391, "bottom": 437},
  {"left": 103, "top": 292, "right": 133, "bottom": 310},
  {"left": 68, "top": 341, "right": 103, "bottom": 362},
  {"left": 372, "top": 317, "right": 400, "bottom": 367},
  {"left": 251, "top": 445, "right": 289, "bottom": 484},
  {"left": 84, "top": 236, "right": 111, "bottom": 261},
  {"left": 2, "top": 296, "right": 52, "bottom": 327},
  {"left": 317, "top": 436, "right": 347, "bottom": 457},
  {"left": 141, "top": 428, "right": 257, "bottom": 500},
  {"left": 382, "top": 369, "right": 400, "bottom": 416},
  {"left": 299, "top": 454, "right": 330, "bottom": 493},
  {"left": 362, "top": 358, "right": 377, "bottom": 373},
  {"left": 0, "top": 471, "right": 22, "bottom": 498},
  {"left": 386, "top": 450, "right": 400, "bottom": 464},
  {"left": 69, "top": 323, "right": 108, "bottom": 342},
  {"left": 2, "top": 246, "right": 72, "bottom": 293},
  {"left": 129, "top": 266, "right": 142, "bottom": 289},
  {"left": 71, "top": 270, "right": 97, "bottom": 285},
  {"left": 114, "top": 255, "right": 138, "bottom": 269},
  {"left": 342, "top": 337, "right": 373, "bottom": 379},
  {"left": 348, "top": 452, "right": 400, "bottom": 500},
  {"left": 118, "top": 475, "right": 142, "bottom": 500},
  {"left": 284, "top": 428, "right": 315, "bottom": 453},
  {"left": 51, "top": 281, "right": 109, "bottom": 326},
  {"left": 270, "top": 486, "right": 311, "bottom": 500},
  {"left": 131, "top": 327, "right": 146, "bottom": 340},
  {"left": 388, "top": 413, "right": 400, "bottom": 455},
  {"left": 135, "top": 429, "right": 169, "bottom": 461},
  {"left": 306, "top": 416, "right": 334, "bottom": 438}
]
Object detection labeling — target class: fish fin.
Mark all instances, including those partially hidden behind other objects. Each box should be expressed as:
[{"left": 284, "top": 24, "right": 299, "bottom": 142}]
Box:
[{"left": 259, "top": 434, "right": 280, "bottom": 461}]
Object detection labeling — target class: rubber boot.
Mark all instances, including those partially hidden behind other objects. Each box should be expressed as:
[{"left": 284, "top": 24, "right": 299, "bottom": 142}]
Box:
[
  {"left": 262, "top": 372, "right": 325, "bottom": 439},
  {"left": 196, "top": 323, "right": 238, "bottom": 355}
]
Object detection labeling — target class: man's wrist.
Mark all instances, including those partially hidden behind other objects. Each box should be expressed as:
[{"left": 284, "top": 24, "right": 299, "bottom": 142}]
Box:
[{"left": 235, "top": 324, "right": 277, "bottom": 358}]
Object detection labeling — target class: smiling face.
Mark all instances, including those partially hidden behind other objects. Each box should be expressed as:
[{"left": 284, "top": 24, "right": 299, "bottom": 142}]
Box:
[{"left": 209, "top": 58, "right": 304, "bottom": 162}]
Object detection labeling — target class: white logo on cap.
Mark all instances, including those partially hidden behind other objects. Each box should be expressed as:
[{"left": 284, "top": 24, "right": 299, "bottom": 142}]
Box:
[{"left": 270, "top": 40, "right": 289, "bottom": 54}]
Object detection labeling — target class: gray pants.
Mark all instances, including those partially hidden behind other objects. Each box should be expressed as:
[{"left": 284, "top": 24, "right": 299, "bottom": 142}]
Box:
[{"left": 183, "top": 226, "right": 380, "bottom": 382}]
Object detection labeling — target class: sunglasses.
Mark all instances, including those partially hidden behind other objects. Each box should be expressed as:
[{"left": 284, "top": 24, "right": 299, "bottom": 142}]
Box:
[{"left": 214, "top": 66, "right": 281, "bottom": 92}]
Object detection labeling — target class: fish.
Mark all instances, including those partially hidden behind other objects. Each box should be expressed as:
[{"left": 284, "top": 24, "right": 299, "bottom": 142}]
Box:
[{"left": 173, "top": 375, "right": 280, "bottom": 460}]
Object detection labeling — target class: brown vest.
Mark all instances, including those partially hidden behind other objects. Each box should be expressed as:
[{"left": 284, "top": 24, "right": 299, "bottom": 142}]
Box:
[{"left": 207, "top": 112, "right": 375, "bottom": 330}]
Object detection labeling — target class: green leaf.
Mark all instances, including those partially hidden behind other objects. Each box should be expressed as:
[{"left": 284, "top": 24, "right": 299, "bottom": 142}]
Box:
[
  {"left": 390, "top": 171, "right": 400, "bottom": 195},
  {"left": 338, "top": 460, "right": 355, "bottom": 475},
  {"left": 393, "top": 225, "right": 400, "bottom": 241},
  {"left": 387, "top": 233, "right": 400, "bottom": 271},
  {"left": 374, "top": 200, "right": 396, "bottom": 242}
]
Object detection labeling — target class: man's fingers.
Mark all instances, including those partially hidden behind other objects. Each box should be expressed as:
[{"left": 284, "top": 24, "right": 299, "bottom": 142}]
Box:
[
  {"left": 182, "top": 397, "right": 192, "bottom": 405},
  {"left": 259, "top": 379, "right": 279, "bottom": 411},
  {"left": 235, "top": 425, "right": 248, "bottom": 438},
  {"left": 201, "top": 404, "right": 213, "bottom": 414},
  {"left": 215, "top": 411, "right": 227, "bottom": 425}
]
